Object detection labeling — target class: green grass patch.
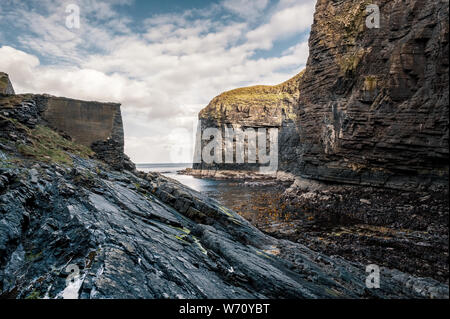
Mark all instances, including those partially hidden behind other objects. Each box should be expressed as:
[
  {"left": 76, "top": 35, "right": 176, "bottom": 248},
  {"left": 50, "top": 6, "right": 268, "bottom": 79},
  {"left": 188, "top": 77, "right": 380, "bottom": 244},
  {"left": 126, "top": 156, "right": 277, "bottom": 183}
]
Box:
[
  {"left": 338, "top": 49, "right": 365, "bottom": 76},
  {"left": 364, "top": 76, "right": 378, "bottom": 91},
  {"left": 25, "top": 290, "right": 40, "bottom": 299},
  {"left": 1, "top": 113, "right": 93, "bottom": 165},
  {"left": 200, "top": 70, "right": 305, "bottom": 121},
  {"left": 0, "top": 76, "right": 9, "bottom": 91},
  {"left": 17, "top": 125, "right": 94, "bottom": 165}
]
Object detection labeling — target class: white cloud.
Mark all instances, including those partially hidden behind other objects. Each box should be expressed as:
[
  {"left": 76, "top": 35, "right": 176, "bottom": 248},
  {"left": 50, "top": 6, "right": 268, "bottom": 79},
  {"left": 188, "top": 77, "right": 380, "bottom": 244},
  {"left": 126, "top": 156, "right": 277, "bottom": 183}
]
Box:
[
  {"left": 0, "top": 46, "right": 40, "bottom": 92},
  {"left": 246, "top": 2, "right": 315, "bottom": 49},
  {"left": 0, "top": 0, "right": 316, "bottom": 163},
  {"left": 222, "top": 0, "right": 269, "bottom": 19}
]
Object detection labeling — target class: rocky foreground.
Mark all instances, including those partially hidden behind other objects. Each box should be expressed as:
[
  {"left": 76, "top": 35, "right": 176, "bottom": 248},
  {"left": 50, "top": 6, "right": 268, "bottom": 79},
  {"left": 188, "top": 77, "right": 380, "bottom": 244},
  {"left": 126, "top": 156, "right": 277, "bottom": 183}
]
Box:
[
  {"left": 1, "top": 0, "right": 449, "bottom": 299},
  {"left": 0, "top": 150, "right": 448, "bottom": 299},
  {"left": 224, "top": 177, "right": 449, "bottom": 285}
]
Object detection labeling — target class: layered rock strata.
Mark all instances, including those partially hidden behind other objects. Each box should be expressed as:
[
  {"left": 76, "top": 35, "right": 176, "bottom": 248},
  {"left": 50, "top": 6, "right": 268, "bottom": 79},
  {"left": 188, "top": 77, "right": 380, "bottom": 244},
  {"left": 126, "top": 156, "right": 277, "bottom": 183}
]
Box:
[{"left": 286, "top": 0, "right": 449, "bottom": 190}]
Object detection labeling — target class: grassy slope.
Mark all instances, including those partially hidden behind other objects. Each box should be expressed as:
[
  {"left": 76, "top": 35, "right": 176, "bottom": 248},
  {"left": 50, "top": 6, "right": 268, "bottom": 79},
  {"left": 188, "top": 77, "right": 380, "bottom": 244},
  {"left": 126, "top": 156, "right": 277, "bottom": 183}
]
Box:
[
  {"left": 1, "top": 113, "right": 93, "bottom": 166},
  {"left": 199, "top": 70, "right": 305, "bottom": 121}
]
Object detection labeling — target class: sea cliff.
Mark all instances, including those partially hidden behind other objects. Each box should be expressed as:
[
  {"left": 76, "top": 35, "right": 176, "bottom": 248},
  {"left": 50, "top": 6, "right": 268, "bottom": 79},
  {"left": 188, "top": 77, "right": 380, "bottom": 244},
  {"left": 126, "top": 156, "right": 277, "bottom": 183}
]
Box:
[{"left": 192, "top": 0, "right": 449, "bottom": 191}]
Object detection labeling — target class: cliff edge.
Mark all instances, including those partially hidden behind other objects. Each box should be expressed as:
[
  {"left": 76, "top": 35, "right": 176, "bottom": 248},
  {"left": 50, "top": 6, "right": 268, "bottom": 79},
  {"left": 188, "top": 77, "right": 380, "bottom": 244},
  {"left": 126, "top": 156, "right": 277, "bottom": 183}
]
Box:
[
  {"left": 0, "top": 75, "right": 134, "bottom": 171},
  {"left": 199, "top": 70, "right": 303, "bottom": 126},
  {"left": 192, "top": 71, "right": 304, "bottom": 175}
]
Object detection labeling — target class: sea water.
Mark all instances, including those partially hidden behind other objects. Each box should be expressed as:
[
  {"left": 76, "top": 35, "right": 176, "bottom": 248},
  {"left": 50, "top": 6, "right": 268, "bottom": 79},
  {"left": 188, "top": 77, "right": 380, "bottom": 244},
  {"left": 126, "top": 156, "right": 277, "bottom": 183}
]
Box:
[{"left": 135, "top": 163, "right": 282, "bottom": 221}]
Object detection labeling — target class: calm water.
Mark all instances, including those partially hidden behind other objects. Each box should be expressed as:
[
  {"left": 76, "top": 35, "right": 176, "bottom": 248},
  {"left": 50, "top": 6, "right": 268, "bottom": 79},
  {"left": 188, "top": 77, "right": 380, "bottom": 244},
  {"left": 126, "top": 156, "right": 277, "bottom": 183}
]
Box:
[
  {"left": 135, "top": 163, "right": 283, "bottom": 220},
  {"left": 136, "top": 163, "right": 219, "bottom": 192}
]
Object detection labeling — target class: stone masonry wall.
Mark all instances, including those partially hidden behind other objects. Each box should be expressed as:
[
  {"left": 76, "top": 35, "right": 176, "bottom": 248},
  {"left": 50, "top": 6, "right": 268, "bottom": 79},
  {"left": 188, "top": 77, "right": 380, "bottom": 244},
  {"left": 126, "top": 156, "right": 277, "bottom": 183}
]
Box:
[
  {"left": 35, "top": 96, "right": 131, "bottom": 170},
  {"left": 0, "top": 73, "right": 133, "bottom": 171}
]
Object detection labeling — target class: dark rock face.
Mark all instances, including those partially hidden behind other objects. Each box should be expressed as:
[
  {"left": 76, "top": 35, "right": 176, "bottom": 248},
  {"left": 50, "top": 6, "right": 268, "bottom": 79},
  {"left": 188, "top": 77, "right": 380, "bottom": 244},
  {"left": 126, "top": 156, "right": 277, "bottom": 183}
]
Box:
[
  {"left": 282, "top": 0, "right": 449, "bottom": 190},
  {"left": 0, "top": 73, "right": 15, "bottom": 95},
  {"left": 277, "top": 178, "right": 449, "bottom": 284}
]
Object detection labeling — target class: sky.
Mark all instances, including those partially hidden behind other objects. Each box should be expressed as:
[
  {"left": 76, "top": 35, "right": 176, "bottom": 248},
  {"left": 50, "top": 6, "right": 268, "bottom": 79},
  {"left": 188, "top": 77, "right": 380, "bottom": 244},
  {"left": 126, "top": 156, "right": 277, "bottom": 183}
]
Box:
[{"left": 0, "top": 0, "right": 316, "bottom": 163}]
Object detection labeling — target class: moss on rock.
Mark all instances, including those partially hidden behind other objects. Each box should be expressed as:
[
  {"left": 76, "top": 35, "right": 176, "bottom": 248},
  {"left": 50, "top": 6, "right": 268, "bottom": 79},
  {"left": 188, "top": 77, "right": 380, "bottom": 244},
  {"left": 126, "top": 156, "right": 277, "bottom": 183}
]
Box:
[{"left": 16, "top": 125, "right": 94, "bottom": 165}]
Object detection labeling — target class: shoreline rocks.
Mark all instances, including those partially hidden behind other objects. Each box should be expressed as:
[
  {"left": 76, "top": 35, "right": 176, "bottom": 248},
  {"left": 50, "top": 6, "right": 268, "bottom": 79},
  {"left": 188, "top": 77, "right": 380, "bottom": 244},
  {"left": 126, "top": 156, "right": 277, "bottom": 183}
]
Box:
[
  {"left": 1, "top": 153, "right": 448, "bottom": 298},
  {"left": 176, "top": 170, "right": 449, "bottom": 286},
  {"left": 179, "top": 168, "right": 278, "bottom": 181},
  {"left": 241, "top": 178, "right": 449, "bottom": 285}
]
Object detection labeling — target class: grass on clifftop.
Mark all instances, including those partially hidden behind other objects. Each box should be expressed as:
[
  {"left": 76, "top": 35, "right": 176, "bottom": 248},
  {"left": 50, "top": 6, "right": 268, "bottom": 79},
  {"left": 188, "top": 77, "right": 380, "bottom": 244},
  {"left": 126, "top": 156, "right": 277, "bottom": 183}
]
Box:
[
  {"left": 199, "top": 70, "right": 305, "bottom": 120},
  {"left": 213, "top": 70, "right": 304, "bottom": 104},
  {"left": 17, "top": 125, "right": 94, "bottom": 165},
  {"left": 1, "top": 114, "right": 94, "bottom": 165}
]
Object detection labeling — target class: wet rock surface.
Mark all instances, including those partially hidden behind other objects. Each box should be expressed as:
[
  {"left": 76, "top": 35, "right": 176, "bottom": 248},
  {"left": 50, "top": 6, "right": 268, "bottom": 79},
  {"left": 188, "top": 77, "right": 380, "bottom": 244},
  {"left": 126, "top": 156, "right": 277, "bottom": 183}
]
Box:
[
  {"left": 238, "top": 178, "right": 449, "bottom": 286},
  {"left": 0, "top": 154, "right": 448, "bottom": 299}
]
